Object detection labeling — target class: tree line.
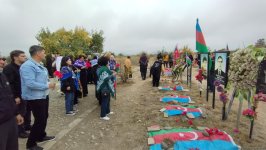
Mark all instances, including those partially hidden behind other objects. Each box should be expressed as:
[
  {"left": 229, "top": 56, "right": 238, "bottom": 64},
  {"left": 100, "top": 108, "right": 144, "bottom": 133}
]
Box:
[{"left": 36, "top": 27, "right": 104, "bottom": 57}]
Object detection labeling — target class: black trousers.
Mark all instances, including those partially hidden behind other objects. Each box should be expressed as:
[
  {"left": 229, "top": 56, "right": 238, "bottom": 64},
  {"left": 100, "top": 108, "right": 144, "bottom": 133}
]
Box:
[
  {"left": 140, "top": 66, "right": 147, "bottom": 80},
  {"left": 18, "top": 101, "right": 32, "bottom": 133},
  {"left": 100, "top": 91, "right": 110, "bottom": 117},
  {"left": 0, "top": 117, "right": 18, "bottom": 150},
  {"left": 169, "top": 61, "right": 173, "bottom": 68},
  {"left": 74, "top": 90, "right": 79, "bottom": 105},
  {"left": 24, "top": 101, "right": 32, "bottom": 130},
  {"left": 80, "top": 69, "right": 88, "bottom": 95},
  {"left": 163, "top": 61, "right": 168, "bottom": 68},
  {"left": 87, "top": 68, "right": 93, "bottom": 84},
  {"left": 26, "top": 97, "right": 49, "bottom": 148},
  {"left": 152, "top": 74, "right": 160, "bottom": 87}
]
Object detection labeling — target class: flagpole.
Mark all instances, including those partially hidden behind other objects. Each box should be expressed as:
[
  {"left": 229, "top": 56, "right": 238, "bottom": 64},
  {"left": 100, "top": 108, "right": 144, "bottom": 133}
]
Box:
[{"left": 206, "top": 52, "right": 209, "bottom": 102}]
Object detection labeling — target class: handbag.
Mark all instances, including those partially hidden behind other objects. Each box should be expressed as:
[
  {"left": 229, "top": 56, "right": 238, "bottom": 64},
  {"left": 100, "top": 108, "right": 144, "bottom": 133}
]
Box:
[{"left": 101, "top": 89, "right": 110, "bottom": 97}]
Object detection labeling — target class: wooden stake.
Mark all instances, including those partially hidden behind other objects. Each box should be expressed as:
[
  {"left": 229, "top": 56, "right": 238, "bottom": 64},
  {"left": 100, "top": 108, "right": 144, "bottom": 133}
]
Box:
[
  {"left": 225, "top": 87, "right": 236, "bottom": 120},
  {"left": 236, "top": 94, "right": 243, "bottom": 130}
]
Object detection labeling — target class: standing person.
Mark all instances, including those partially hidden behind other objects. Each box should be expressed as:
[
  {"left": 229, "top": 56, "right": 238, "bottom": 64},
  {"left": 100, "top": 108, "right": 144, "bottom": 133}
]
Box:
[
  {"left": 97, "top": 56, "right": 116, "bottom": 120},
  {"left": 91, "top": 56, "right": 102, "bottom": 105},
  {"left": 45, "top": 54, "right": 53, "bottom": 78},
  {"left": 0, "top": 55, "right": 23, "bottom": 150},
  {"left": 74, "top": 55, "right": 88, "bottom": 97},
  {"left": 139, "top": 53, "right": 148, "bottom": 80},
  {"left": 163, "top": 53, "right": 169, "bottom": 68},
  {"left": 86, "top": 57, "right": 93, "bottom": 84},
  {"left": 20, "top": 45, "right": 56, "bottom": 150},
  {"left": 150, "top": 54, "right": 163, "bottom": 87},
  {"left": 168, "top": 53, "right": 173, "bottom": 68},
  {"left": 60, "top": 57, "right": 78, "bottom": 115},
  {"left": 124, "top": 56, "right": 132, "bottom": 79},
  {"left": 0, "top": 57, "right": 6, "bottom": 72},
  {"left": 3, "top": 50, "right": 29, "bottom": 138},
  {"left": 69, "top": 55, "right": 80, "bottom": 106},
  {"left": 108, "top": 55, "right": 116, "bottom": 71},
  {"left": 91, "top": 56, "right": 98, "bottom": 84}
]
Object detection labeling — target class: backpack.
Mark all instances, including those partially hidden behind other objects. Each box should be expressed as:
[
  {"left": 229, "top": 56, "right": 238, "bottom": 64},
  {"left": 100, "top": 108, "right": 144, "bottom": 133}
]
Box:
[
  {"left": 140, "top": 60, "right": 148, "bottom": 66},
  {"left": 151, "top": 61, "right": 162, "bottom": 73}
]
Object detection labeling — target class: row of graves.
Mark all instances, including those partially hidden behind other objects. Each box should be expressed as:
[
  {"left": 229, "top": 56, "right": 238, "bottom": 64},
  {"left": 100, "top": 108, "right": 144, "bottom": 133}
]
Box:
[{"left": 146, "top": 46, "right": 266, "bottom": 150}]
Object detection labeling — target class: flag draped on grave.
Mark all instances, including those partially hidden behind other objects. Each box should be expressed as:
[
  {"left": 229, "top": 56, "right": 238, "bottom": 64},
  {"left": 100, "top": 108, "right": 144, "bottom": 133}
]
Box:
[{"left": 148, "top": 127, "right": 241, "bottom": 150}]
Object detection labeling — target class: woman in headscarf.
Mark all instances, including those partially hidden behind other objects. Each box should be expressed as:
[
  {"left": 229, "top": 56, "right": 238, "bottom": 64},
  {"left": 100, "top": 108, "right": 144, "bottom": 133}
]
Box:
[
  {"left": 96, "top": 56, "right": 116, "bottom": 120},
  {"left": 108, "top": 55, "right": 116, "bottom": 71},
  {"left": 74, "top": 55, "right": 88, "bottom": 97}
]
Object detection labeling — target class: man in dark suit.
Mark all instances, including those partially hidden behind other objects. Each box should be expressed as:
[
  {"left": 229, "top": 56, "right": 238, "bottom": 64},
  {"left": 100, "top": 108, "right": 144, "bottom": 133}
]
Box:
[
  {"left": 215, "top": 56, "right": 226, "bottom": 77},
  {"left": 215, "top": 56, "right": 226, "bottom": 85}
]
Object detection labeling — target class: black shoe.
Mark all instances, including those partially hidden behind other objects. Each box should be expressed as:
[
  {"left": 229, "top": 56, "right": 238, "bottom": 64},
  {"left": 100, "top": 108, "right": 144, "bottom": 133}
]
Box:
[
  {"left": 19, "top": 132, "right": 29, "bottom": 138},
  {"left": 37, "top": 136, "right": 55, "bottom": 143},
  {"left": 27, "top": 145, "right": 43, "bottom": 150}
]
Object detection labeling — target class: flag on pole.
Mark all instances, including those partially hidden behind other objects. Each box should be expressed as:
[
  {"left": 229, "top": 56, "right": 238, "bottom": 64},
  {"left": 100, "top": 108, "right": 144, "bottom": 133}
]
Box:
[
  {"left": 186, "top": 53, "right": 192, "bottom": 65},
  {"left": 196, "top": 18, "right": 212, "bottom": 70},
  {"left": 196, "top": 18, "right": 208, "bottom": 53}
]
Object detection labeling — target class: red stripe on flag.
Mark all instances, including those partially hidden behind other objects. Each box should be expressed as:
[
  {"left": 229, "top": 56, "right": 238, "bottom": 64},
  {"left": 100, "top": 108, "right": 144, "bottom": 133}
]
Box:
[{"left": 196, "top": 31, "right": 206, "bottom": 46}]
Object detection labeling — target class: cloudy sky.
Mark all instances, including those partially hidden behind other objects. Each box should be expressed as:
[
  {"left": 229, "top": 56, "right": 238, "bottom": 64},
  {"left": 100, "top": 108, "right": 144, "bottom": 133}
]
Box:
[{"left": 0, "top": 0, "right": 265, "bottom": 56}]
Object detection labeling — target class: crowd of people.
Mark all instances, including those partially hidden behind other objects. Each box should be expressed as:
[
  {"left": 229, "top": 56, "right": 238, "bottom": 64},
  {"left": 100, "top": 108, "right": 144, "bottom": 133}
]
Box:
[
  {"left": 0, "top": 46, "right": 56, "bottom": 150},
  {"left": 0, "top": 45, "right": 130, "bottom": 150},
  {"left": 0, "top": 46, "right": 194, "bottom": 150}
]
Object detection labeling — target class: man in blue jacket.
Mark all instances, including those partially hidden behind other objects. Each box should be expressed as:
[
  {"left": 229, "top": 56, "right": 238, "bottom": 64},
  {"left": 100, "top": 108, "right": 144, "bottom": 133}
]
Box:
[{"left": 20, "top": 45, "right": 56, "bottom": 150}]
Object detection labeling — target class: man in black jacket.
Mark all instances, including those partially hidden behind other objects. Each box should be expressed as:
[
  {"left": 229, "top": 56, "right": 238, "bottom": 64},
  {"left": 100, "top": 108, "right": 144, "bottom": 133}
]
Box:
[
  {"left": 3, "top": 50, "right": 29, "bottom": 138},
  {"left": 150, "top": 54, "right": 163, "bottom": 87},
  {"left": 0, "top": 55, "right": 23, "bottom": 150}
]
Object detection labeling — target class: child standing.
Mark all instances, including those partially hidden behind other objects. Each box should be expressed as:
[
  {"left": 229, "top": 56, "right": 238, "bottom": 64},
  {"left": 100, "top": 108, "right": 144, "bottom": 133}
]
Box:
[{"left": 60, "top": 57, "right": 78, "bottom": 115}]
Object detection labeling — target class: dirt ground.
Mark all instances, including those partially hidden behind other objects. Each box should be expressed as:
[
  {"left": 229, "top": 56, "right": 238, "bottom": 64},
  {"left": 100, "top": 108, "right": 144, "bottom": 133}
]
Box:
[{"left": 19, "top": 58, "right": 266, "bottom": 150}]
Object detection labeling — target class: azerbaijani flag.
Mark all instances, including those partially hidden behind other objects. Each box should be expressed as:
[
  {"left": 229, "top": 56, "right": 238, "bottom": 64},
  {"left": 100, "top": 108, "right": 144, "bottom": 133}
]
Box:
[
  {"left": 196, "top": 19, "right": 208, "bottom": 53},
  {"left": 196, "top": 18, "right": 212, "bottom": 70},
  {"left": 149, "top": 128, "right": 241, "bottom": 150},
  {"left": 186, "top": 53, "right": 192, "bottom": 66}
]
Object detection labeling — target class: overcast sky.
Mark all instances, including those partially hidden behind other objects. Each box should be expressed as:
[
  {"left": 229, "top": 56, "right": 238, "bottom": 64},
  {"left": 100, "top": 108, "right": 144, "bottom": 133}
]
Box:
[{"left": 0, "top": 0, "right": 265, "bottom": 56}]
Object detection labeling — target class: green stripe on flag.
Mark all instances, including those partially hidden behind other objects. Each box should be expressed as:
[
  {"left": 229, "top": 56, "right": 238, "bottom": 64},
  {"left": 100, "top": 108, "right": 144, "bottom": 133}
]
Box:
[
  {"left": 148, "top": 128, "right": 195, "bottom": 137},
  {"left": 196, "top": 41, "right": 208, "bottom": 53}
]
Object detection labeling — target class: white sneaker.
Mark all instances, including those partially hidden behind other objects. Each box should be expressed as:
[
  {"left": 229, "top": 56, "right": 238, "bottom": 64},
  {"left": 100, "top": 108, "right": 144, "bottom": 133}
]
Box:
[
  {"left": 66, "top": 111, "right": 76, "bottom": 116},
  {"left": 73, "top": 106, "right": 78, "bottom": 112},
  {"left": 107, "top": 112, "right": 114, "bottom": 115},
  {"left": 100, "top": 116, "right": 110, "bottom": 120}
]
